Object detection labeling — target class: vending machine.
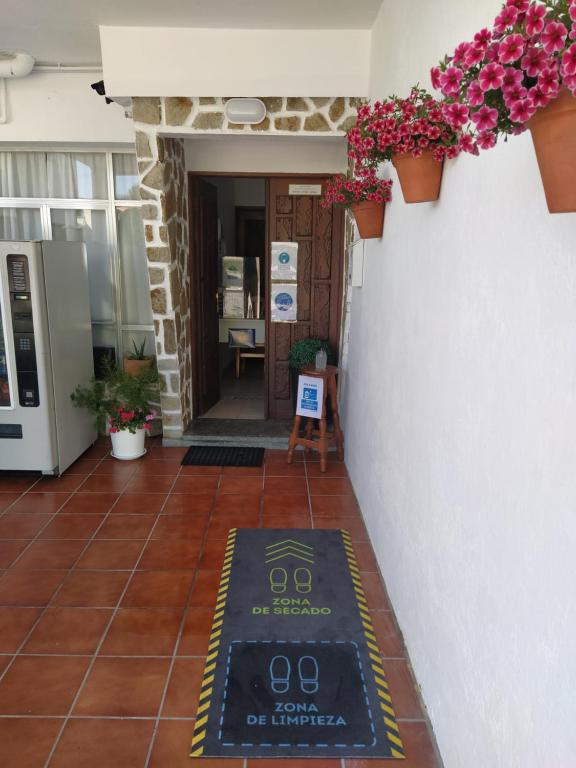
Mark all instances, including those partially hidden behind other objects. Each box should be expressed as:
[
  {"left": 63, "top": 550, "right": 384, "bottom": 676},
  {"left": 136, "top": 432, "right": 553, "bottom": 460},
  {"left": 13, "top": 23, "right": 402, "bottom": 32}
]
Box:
[{"left": 0, "top": 241, "right": 96, "bottom": 474}]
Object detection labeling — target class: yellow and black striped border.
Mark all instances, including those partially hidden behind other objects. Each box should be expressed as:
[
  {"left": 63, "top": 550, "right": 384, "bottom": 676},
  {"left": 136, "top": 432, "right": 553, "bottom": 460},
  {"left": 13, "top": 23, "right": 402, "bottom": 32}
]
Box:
[
  {"left": 190, "top": 527, "right": 237, "bottom": 759},
  {"left": 341, "top": 528, "right": 405, "bottom": 759}
]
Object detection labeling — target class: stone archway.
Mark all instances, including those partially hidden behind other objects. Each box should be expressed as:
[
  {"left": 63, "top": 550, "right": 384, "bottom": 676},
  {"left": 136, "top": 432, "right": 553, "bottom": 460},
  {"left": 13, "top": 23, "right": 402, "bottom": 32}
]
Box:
[{"left": 132, "top": 96, "right": 360, "bottom": 438}]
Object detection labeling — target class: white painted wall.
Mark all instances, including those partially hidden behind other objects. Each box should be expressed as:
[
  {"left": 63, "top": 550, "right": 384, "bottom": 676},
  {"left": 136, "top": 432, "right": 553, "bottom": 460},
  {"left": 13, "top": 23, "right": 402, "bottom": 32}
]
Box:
[
  {"left": 100, "top": 26, "right": 370, "bottom": 97},
  {"left": 342, "top": 2, "right": 576, "bottom": 767},
  {"left": 0, "top": 72, "right": 134, "bottom": 145},
  {"left": 185, "top": 135, "right": 347, "bottom": 174}
]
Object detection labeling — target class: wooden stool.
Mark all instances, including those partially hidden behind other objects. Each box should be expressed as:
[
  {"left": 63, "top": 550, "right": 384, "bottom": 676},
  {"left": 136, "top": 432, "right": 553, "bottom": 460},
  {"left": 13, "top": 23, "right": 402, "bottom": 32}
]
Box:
[{"left": 287, "top": 365, "right": 344, "bottom": 473}]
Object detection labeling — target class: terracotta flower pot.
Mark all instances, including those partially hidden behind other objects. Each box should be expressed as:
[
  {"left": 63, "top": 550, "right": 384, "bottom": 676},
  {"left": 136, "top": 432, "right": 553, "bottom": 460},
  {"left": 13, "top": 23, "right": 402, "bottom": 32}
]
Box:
[
  {"left": 528, "top": 89, "right": 576, "bottom": 213},
  {"left": 123, "top": 357, "right": 153, "bottom": 377},
  {"left": 350, "top": 201, "right": 385, "bottom": 239},
  {"left": 392, "top": 150, "right": 443, "bottom": 203}
]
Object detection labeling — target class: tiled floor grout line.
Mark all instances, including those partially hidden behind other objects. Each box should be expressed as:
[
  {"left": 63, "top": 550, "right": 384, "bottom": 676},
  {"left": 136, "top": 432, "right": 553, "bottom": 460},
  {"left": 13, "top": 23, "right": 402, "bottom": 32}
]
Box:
[
  {"left": 142, "top": 463, "right": 220, "bottom": 768},
  {"left": 0, "top": 474, "right": 44, "bottom": 520},
  {"left": 42, "top": 455, "right": 177, "bottom": 768}
]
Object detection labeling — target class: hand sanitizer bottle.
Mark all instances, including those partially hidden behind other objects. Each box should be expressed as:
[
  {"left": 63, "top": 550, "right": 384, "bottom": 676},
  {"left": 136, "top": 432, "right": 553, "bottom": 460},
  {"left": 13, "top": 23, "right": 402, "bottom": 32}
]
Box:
[{"left": 315, "top": 348, "right": 327, "bottom": 371}]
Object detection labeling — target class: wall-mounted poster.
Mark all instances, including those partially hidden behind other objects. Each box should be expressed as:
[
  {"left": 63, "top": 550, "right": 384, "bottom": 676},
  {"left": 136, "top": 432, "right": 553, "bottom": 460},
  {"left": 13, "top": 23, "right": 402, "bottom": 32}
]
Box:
[
  {"left": 271, "top": 284, "right": 297, "bottom": 322},
  {"left": 223, "top": 289, "right": 245, "bottom": 318},
  {"left": 271, "top": 242, "right": 298, "bottom": 282},
  {"left": 296, "top": 374, "right": 324, "bottom": 418},
  {"left": 222, "top": 256, "right": 244, "bottom": 289}
]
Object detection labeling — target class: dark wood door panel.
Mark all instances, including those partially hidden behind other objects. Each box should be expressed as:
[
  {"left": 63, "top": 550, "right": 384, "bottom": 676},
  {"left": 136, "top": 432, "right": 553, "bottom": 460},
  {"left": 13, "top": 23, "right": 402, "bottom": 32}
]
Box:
[{"left": 267, "top": 178, "right": 344, "bottom": 419}]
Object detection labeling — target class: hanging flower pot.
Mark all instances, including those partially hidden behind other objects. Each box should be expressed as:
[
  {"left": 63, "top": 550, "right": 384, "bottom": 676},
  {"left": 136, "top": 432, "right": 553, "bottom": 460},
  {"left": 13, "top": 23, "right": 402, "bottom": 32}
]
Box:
[
  {"left": 350, "top": 200, "right": 385, "bottom": 239},
  {"left": 392, "top": 150, "right": 444, "bottom": 203},
  {"left": 528, "top": 89, "right": 576, "bottom": 214},
  {"left": 110, "top": 427, "right": 147, "bottom": 460}
]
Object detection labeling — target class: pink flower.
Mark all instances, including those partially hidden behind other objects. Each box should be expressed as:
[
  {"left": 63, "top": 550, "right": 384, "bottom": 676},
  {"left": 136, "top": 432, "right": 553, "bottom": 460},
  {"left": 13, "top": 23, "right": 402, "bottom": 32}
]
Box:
[
  {"left": 477, "top": 131, "right": 497, "bottom": 150},
  {"left": 541, "top": 21, "right": 568, "bottom": 55},
  {"left": 538, "top": 66, "right": 560, "bottom": 95},
  {"left": 430, "top": 66, "right": 442, "bottom": 90},
  {"left": 439, "top": 66, "right": 463, "bottom": 96},
  {"left": 467, "top": 80, "right": 485, "bottom": 106},
  {"left": 464, "top": 46, "right": 485, "bottom": 67},
  {"left": 571, "top": 24, "right": 576, "bottom": 41},
  {"left": 561, "top": 44, "right": 576, "bottom": 76},
  {"left": 564, "top": 73, "right": 576, "bottom": 94},
  {"left": 427, "top": 125, "right": 441, "bottom": 140},
  {"left": 473, "top": 27, "right": 492, "bottom": 52},
  {"left": 109, "top": 427, "right": 118, "bottom": 433},
  {"left": 459, "top": 133, "right": 478, "bottom": 154},
  {"left": 504, "top": 84, "right": 528, "bottom": 106},
  {"left": 478, "top": 62, "right": 506, "bottom": 91},
  {"left": 570, "top": 2, "right": 576, "bottom": 22},
  {"left": 502, "top": 67, "right": 524, "bottom": 88},
  {"left": 499, "top": 34, "right": 525, "bottom": 64},
  {"left": 521, "top": 46, "right": 548, "bottom": 77},
  {"left": 453, "top": 42, "right": 471, "bottom": 64},
  {"left": 494, "top": 5, "right": 518, "bottom": 34},
  {"left": 470, "top": 105, "right": 499, "bottom": 131},
  {"left": 446, "top": 145, "right": 460, "bottom": 160},
  {"left": 506, "top": 0, "right": 529, "bottom": 11},
  {"left": 509, "top": 98, "right": 536, "bottom": 123},
  {"left": 528, "top": 84, "right": 550, "bottom": 108},
  {"left": 525, "top": 2, "right": 547, "bottom": 36},
  {"left": 443, "top": 102, "right": 469, "bottom": 128}
]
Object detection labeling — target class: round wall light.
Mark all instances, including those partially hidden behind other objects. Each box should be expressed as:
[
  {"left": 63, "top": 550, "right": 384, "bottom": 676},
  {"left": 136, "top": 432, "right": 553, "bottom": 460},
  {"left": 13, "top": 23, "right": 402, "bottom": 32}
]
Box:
[{"left": 224, "top": 98, "right": 267, "bottom": 125}]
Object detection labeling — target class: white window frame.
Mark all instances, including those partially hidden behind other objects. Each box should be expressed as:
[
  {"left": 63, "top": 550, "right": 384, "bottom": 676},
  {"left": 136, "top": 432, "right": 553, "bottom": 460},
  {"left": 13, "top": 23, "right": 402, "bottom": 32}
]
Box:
[{"left": 0, "top": 149, "right": 154, "bottom": 361}]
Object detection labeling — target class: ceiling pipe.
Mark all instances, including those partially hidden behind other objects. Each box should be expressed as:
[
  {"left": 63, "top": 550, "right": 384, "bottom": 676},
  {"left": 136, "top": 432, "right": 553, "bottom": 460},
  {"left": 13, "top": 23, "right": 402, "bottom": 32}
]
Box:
[{"left": 0, "top": 51, "right": 35, "bottom": 78}]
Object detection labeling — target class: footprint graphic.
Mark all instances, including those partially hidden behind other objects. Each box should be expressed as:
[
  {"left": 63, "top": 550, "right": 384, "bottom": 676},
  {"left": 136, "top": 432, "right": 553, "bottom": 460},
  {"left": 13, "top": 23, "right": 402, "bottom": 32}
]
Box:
[
  {"left": 269, "top": 655, "right": 291, "bottom": 694},
  {"left": 269, "top": 567, "right": 288, "bottom": 594},
  {"left": 298, "top": 655, "right": 319, "bottom": 694},
  {"left": 294, "top": 567, "right": 312, "bottom": 594}
]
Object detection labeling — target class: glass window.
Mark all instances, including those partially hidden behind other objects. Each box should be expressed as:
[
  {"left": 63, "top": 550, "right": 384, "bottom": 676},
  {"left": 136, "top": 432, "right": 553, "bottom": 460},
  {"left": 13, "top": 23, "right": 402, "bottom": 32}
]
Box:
[
  {"left": 0, "top": 302, "right": 12, "bottom": 407},
  {"left": 113, "top": 154, "right": 140, "bottom": 200},
  {"left": 47, "top": 153, "right": 107, "bottom": 199},
  {"left": 0, "top": 152, "right": 48, "bottom": 198},
  {"left": 0, "top": 208, "right": 42, "bottom": 240},
  {"left": 51, "top": 209, "right": 114, "bottom": 322},
  {"left": 116, "top": 207, "right": 153, "bottom": 325}
]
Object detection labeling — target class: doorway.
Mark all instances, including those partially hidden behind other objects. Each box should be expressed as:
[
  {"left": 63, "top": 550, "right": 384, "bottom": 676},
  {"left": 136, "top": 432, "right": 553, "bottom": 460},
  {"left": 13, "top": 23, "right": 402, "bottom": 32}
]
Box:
[
  {"left": 190, "top": 176, "right": 267, "bottom": 420},
  {"left": 188, "top": 173, "right": 345, "bottom": 425}
]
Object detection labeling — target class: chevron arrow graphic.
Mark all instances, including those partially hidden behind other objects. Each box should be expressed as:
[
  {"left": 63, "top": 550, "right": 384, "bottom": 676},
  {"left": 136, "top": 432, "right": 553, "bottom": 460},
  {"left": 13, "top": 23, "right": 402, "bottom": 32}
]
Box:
[{"left": 265, "top": 539, "right": 315, "bottom": 564}]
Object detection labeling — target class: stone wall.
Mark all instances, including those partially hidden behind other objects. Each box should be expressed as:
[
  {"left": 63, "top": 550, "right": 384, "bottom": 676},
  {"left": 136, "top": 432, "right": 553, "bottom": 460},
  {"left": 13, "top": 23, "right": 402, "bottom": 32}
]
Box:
[
  {"left": 132, "top": 96, "right": 361, "bottom": 438},
  {"left": 136, "top": 133, "right": 190, "bottom": 438}
]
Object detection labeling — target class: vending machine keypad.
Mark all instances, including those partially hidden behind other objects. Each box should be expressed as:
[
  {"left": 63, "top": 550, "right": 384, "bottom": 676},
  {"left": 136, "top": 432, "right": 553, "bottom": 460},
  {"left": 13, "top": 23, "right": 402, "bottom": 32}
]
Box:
[{"left": 7, "top": 255, "right": 39, "bottom": 407}]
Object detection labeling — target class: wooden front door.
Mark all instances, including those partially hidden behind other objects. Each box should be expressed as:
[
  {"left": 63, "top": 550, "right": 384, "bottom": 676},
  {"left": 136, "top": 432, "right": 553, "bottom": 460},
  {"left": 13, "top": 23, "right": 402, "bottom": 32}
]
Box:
[
  {"left": 267, "top": 178, "right": 345, "bottom": 419},
  {"left": 189, "top": 177, "right": 220, "bottom": 416}
]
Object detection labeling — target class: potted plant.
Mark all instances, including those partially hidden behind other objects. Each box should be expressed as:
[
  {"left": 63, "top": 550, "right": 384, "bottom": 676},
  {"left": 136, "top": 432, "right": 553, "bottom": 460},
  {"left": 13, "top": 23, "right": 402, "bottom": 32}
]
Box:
[
  {"left": 321, "top": 166, "right": 392, "bottom": 238},
  {"left": 71, "top": 362, "right": 158, "bottom": 460},
  {"left": 433, "top": 0, "right": 576, "bottom": 212},
  {"left": 124, "top": 337, "right": 153, "bottom": 377},
  {"left": 347, "top": 87, "right": 468, "bottom": 203}
]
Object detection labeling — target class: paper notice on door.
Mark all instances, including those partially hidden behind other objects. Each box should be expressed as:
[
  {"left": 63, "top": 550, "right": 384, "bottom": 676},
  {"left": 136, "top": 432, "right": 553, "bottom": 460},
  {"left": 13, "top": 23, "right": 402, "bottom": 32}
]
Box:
[
  {"left": 289, "top": 184, "right": 322, "bottom": 196},
  {"left": 296, "top": 374, "right": 324, "bottom": 418},
  {"left": 271, "top": 283, "right": 297, "bottom": 322},
  {"left": 271, "top": 242, "right": 298, "bottom": 282}
]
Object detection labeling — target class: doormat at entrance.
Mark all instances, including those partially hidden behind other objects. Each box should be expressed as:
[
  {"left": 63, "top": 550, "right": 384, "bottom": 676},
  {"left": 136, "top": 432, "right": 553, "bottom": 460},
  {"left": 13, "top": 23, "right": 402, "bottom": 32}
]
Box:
[
  {"left": 189, "top": 528, "right": 405, "bottom": 760},
  {"left": 181, "top": 446, "right": 264, "bottom": 467}
]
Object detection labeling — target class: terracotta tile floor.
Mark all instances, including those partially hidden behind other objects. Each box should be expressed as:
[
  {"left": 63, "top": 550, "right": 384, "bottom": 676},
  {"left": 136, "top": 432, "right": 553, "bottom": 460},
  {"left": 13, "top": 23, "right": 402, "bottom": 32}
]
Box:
[{"left": 0, "top": 438, "right": 442, "bottom": 768}]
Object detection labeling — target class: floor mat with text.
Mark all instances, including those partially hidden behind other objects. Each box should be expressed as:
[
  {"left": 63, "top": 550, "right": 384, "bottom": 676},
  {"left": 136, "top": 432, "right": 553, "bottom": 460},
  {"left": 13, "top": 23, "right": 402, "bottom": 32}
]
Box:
[{"left": 189, "top": 528, "right": 405, "bottom": 760}]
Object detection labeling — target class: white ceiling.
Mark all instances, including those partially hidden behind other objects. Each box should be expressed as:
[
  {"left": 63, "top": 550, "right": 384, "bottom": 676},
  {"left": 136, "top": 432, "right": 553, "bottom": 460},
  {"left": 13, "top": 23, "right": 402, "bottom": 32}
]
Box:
[{"left": 1, "top": 0, "right": 384, "bottom": 66}]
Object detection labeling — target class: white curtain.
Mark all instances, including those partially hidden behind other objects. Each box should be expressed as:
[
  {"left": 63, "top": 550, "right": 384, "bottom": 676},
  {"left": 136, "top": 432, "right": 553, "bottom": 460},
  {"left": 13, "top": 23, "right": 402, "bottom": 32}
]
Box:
[
  {"left": 47, "top": 153, "right": 107, "bottom": 199},
  {"left": 0, "top": 208, "right": 42, "bottom": 240},
  {"left": 113, "top": 154, "right": 140, "bottom": 200},
  {"left": 0, "top": 152, "right": 48, "bottom": 197},
  {"left": 116, "top": 207, "right": 153, "bottom": 325},
  {"left": 51, "top": 209, "right": 114, "bottom": 322}
]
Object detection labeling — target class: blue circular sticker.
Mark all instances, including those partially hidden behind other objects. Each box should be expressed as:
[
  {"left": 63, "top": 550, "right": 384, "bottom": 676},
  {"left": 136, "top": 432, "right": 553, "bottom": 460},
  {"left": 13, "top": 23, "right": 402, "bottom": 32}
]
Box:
[
  {"left": 274, "top": 293, "right": 293, "bottom": 311},
  {"left": 278, "top": 252, "right": 290, "bottom": 264}
]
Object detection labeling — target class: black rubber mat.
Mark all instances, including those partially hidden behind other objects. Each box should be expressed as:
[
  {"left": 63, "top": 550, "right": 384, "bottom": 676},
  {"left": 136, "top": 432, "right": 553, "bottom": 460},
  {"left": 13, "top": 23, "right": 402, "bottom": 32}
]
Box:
[
  {"left": 189, "top": 528, "right": 405, "bottom": 760},
  {"left": 181, "top": 446, "right": 264, "bottom": 467}
]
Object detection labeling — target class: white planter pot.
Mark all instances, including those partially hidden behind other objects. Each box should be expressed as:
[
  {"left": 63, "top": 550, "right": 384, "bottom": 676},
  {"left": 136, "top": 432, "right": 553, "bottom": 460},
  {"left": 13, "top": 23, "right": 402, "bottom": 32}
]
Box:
[{"left": 110, "top": 427, "right": 146, "bottom": 460}]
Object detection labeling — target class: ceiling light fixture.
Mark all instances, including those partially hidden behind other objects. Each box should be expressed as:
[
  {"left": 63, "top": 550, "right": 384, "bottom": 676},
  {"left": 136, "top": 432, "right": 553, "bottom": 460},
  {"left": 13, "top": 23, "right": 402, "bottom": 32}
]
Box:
[{"left": 224, "top": 98, "right": 267, "bottom": 125}]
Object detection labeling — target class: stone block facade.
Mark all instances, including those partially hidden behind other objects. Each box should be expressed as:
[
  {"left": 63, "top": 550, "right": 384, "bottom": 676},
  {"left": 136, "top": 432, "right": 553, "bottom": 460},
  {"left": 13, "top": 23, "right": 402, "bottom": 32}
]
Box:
[{"left": 132, "top": 96, "right": 361, "bottom": 437}]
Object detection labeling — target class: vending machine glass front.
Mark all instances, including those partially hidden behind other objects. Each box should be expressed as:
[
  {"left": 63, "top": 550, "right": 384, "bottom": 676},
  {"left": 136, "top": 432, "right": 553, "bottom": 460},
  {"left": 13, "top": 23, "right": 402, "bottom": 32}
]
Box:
[{"left": 0, "top": 287, "right": 11, "bottom": 408}]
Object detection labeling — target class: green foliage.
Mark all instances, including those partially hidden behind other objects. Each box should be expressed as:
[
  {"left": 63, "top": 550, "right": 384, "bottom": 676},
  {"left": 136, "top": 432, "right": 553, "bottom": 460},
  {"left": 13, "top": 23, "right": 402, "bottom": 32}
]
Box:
[
  {"left": 288, "top": 338, "right": 333, "bottom": 369},
  {"left": 126, "top": 337, "right": 148, "bottom": 360},
  {"left": 71, "top": 357, "right": 159, "bottom": 432}
]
